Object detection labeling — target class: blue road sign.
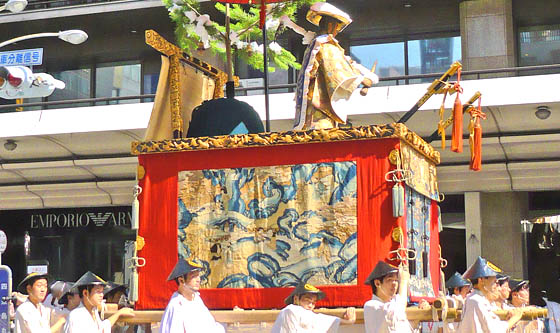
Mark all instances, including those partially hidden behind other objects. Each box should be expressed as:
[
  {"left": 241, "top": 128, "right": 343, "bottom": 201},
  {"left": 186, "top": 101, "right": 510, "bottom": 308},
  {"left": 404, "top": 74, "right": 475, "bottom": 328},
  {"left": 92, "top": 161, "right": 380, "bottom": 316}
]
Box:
[
  {"left": 0, "top": 49, "right": 43, "bottom": 67},
  {"left": 0, "top": 266, "right": 12, "bottom": 333}
]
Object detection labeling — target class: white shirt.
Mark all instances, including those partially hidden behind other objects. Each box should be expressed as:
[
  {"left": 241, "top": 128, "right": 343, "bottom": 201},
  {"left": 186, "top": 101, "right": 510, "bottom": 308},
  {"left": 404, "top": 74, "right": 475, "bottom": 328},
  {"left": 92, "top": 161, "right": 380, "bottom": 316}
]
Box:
[
  {"left": 270, "top": 304, "right": 341, "bottom": 333},
  {"left": 64, "top": 302, "right": 111, "bottom": 333},
  {"left": 15, "top": 300, "right": 54, "bottom": 333},
  {"left": 546, "top": 300, "right": 560, "bottom": 332},
  {"left": 457, "top": 289, "right": 509, "bottom": 333},
  {"left": 363, "top": 294, "right": 412, "bottom": 333},
  {"left": 159, "top": 291, "right": 225, "bottom": 333}
]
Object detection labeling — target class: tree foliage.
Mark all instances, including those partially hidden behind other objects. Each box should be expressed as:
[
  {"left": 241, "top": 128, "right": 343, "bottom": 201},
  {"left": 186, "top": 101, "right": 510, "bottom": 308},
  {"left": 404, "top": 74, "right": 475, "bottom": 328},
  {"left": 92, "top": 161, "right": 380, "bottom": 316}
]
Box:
[{"left": 162, "top": 0, "right": 323, "bottom": 72}]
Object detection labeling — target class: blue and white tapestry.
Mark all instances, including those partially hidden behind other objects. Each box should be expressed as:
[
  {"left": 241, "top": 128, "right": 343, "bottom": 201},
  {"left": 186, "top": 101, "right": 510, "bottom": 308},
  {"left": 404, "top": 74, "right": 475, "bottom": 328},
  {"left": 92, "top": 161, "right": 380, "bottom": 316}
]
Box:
[
  {"left": 177, "top": 162, "right": 358, "bottom": 288},
  {"left": 406, "top": 185, "right": 435, "bottom": 297}
]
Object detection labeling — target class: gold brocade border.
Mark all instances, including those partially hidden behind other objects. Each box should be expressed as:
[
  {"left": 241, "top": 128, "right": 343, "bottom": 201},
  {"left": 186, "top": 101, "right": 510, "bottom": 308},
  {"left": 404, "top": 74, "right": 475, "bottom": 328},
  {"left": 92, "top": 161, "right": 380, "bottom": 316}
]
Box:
[{"left": 131, "top": 123, "right": 440, "bottom": 164}]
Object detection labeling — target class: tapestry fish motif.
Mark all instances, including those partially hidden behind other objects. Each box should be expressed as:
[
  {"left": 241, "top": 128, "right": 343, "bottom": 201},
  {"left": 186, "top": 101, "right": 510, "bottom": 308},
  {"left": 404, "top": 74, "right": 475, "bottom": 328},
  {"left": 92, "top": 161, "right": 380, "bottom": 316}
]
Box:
[{"left": 177, "top": 162, "right": 358, "bottom": 288}]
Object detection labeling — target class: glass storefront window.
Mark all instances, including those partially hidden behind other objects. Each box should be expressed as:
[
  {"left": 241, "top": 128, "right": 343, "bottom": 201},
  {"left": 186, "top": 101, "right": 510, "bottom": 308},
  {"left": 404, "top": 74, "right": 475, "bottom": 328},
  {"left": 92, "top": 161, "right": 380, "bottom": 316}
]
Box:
[
  {"left": 408, "top": 36, "right": 461, "bottom": 80},
  {"left": 519, "top": 25, "right": 560, "bottom": 66},
  {"left": 48, "top": 69, "right": 91, "bottom": 108},
  {"left": 350, "top": 36, "right": 461, "bottom": 85},
  {"left": 350, "top": 42, "right": 405, "bottom": 86},
  {"left": 96, "top": 63, "right": 141, "bottom": 105}
]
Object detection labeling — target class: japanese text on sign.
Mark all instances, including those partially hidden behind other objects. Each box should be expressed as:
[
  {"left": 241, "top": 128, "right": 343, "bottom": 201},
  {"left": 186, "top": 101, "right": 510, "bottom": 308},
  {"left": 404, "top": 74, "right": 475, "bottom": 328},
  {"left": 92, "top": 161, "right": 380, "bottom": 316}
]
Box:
[{"left": 0, "top": 48, "right": 43, "bottom": 66}]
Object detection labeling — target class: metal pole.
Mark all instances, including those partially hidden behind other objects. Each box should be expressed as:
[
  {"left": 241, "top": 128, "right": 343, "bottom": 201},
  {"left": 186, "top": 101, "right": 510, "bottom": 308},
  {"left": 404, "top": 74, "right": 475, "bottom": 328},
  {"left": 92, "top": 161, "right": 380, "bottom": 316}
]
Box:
[
  {"left": 225, "top": 4, "right": 235, "bottom": 98},
  {"left": 0, "top": 32, "right": 58, "bottom": 48},
  {"left": 262, "top": 22, "right": 271, "bottom": 132}
]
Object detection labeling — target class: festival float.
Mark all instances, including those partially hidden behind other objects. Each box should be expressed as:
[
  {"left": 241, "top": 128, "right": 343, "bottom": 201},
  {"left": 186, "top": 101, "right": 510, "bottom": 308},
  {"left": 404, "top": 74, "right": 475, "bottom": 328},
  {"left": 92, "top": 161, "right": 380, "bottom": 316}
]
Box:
[{"left": 109, "top": 0, "right": 547, "bottom": 330}]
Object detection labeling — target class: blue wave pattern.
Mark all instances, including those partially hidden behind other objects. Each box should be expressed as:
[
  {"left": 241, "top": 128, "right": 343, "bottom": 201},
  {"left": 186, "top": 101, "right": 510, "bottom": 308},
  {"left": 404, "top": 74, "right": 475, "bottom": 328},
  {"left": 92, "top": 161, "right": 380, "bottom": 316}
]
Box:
[{"left": 177, "top": 162, "right": 358, "bottom": 288}]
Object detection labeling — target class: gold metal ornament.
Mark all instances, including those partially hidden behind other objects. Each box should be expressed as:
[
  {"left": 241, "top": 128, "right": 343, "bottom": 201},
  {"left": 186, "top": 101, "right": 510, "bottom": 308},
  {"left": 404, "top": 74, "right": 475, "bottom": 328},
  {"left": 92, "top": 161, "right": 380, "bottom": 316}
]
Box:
[
  {"left": 136, "top": 236, "right": 145, "bottom": 251},
  {"left": 388, "top": 149, "right": 400, "bottom": 166},
  {"left": 392, "top": 227, "right": 404, "bottom": 243},
  {"left": 137, "top": 165, "right": 146, "bottom": 180}
]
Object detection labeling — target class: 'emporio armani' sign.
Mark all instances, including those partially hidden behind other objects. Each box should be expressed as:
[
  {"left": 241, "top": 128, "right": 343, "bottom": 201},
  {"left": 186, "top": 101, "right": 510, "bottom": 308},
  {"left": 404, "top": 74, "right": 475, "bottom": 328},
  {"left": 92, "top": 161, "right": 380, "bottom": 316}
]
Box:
[
  {"left": 87, "top": 212, "right": 113, "bottom": 227},
  {"left": 30, "top": 210, "right": 131, "bottom": 229}
]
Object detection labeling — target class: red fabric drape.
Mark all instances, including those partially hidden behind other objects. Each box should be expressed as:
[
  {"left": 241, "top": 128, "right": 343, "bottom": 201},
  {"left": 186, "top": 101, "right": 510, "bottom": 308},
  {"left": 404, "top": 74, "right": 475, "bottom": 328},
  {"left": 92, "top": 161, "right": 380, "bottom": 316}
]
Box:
[
  {"left": 136, "top": 139, "right": 440, "bottom": 310},
  {"left": 214, "top": 0, "right": 286, "bottom": 29}
]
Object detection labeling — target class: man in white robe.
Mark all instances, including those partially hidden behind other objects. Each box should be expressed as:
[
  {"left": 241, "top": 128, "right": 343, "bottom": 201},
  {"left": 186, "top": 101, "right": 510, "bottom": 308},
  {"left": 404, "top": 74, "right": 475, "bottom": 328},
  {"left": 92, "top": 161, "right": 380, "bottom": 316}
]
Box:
[
  {"left": 441, "top": 272, "right": 472, "bottom": 333},
  {"left": 15, "top": 273, "right": 66, "bottom": 333},
  {"left": 363, "top": 261, "right": 413, "bottom": 333},
  {"left": 160, "top": 259, "right": 225, "bottom": 333},
  {"left": 51, "top": 283, "right": 81, "bottom": 333},
  {"left": 271, "top": 282, "right": 355, "bottom": 332},
  {"left": 64, "top": 271, "right": 134, "bottom": 333},
  {"left": 457, "top": 256, "right": 523, "bottom": 333},
  {"left": 508, "top": 279, "right": 544, "bottom": 333},
  {"left": 494, "top": 274, "right": 512, "bottom": 311}
]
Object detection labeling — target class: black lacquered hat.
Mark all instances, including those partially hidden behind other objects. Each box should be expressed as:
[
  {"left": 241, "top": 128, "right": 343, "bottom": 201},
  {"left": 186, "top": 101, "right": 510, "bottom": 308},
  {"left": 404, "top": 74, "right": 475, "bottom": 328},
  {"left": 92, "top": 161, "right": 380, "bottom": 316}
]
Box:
[
  {"left": 284, "top": 281, "right": 326, "bottom": 305},
  {"left": 17, "top": 273, "right": 50, "bottom": 294},
  {"left": 462, "top": 256, "right": 501, "bottom": 280},
  {"left": 446, "top": 272, "right": 471, "bottom": 289},
  {"left": 364, "top": 261, "right": 399, "bottom": 285},
  {"left": 509, "top": 279, "right": 529, "bottom": 292},
  {"left": 74, "top": 271, "right": 108, "bottom": 289},
  {"left": 103, "top": 281, "right": 128, "bottom": 298},
  {"left": 167, "top": 259, "right": 204, "bottom": 281}
]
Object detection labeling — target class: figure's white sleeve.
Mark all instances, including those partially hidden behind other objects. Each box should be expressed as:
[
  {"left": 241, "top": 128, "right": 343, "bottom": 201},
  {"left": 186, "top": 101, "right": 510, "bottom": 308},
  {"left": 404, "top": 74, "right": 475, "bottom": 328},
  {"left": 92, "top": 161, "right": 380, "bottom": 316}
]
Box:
[{"left": 353, "top": 63, "right": 379, "bottom": 84}]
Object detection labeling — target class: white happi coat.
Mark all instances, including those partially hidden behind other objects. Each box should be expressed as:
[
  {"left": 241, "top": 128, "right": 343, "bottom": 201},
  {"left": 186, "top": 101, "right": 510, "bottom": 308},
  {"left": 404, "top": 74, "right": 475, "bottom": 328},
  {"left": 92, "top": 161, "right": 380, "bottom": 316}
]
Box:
[
  {"left": 546, "top": 300, "right": 560, "bottom": 332},
  {"left": 159, "top": 291, "right": 225, "bottom": 333},
  {"left": 363, "top": 294, "right": 412, "bottom": 333},
  {"left": 15, "top": 300, "right": 54, "bottom": 333},
  {"left": 64, "top": 303, "right": 111, "bottom": 333},
  {"left": 457, "top": 289, "right": 509, "bottom": 333},
  {"left": 270, "top": 304, "right": 341, "bottom": 333}
]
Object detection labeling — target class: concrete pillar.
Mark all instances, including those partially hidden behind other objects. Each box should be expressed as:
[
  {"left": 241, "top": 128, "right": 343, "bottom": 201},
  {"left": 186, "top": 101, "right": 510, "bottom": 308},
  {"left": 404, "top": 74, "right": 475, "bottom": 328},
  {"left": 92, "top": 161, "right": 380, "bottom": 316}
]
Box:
[
  {"left": 460, "top": 0, "right": 516, "bottom": 71},
  {"left": 464, "top": 192, "right": 528, "bottom": 278}
]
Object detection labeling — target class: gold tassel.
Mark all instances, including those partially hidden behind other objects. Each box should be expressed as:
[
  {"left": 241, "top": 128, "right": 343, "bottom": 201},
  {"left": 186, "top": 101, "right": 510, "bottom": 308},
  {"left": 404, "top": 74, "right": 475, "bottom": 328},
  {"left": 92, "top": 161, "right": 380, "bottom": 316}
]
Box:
[{"left": 438, "top": 90, "right": 448, "bottom": 149}]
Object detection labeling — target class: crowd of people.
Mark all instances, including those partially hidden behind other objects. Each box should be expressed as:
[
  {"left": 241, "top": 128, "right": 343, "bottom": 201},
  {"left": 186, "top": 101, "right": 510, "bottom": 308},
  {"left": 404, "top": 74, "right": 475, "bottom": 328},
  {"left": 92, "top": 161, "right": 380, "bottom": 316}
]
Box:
[
  {"left": 10, "top": 271, "right": 134, "bottom": 333},
  {"left": 8, "top": 255, "right": 560, "bottom": 332},
  {"left": 159, "top": 256, "right": 558, "bottom": 333}
]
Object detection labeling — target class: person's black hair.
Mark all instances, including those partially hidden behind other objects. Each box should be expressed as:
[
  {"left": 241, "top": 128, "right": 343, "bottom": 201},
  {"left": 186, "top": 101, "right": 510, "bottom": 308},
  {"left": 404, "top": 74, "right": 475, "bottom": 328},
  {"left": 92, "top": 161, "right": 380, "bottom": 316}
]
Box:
[
  {"left": 78, "top": 285, "right": 96, "bottom": 298},
  {"left": 370, "top": 276, "right": 390, "bottom": 295},
  {"left": 469, "top": 278, "right": 479, "bottom": 286}
]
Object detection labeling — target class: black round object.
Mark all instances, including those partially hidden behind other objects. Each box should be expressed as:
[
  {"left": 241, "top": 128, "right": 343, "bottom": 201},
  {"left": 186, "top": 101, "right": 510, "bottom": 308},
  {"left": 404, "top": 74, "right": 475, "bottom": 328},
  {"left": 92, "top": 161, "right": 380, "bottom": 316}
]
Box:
[{"left": 187, "top": 98, "right": 264, "bottom": 137}]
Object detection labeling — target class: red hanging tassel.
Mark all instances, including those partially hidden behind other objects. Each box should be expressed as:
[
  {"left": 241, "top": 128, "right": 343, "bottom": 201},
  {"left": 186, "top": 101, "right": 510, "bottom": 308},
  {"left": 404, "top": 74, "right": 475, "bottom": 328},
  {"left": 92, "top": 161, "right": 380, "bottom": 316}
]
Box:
[
  {"left": 451, "top": 69, "right": 463, "bottom": 153},
  {"left": 470, "top": 119, "right": 482, "bottom": 171}
]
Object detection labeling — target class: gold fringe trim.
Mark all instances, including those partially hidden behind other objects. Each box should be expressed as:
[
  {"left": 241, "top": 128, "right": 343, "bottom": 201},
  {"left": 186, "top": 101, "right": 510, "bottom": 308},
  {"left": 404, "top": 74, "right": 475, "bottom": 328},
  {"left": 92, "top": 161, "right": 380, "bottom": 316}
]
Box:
[{"left": 131, "top": 123, "right": 440, "bottom": 165}]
